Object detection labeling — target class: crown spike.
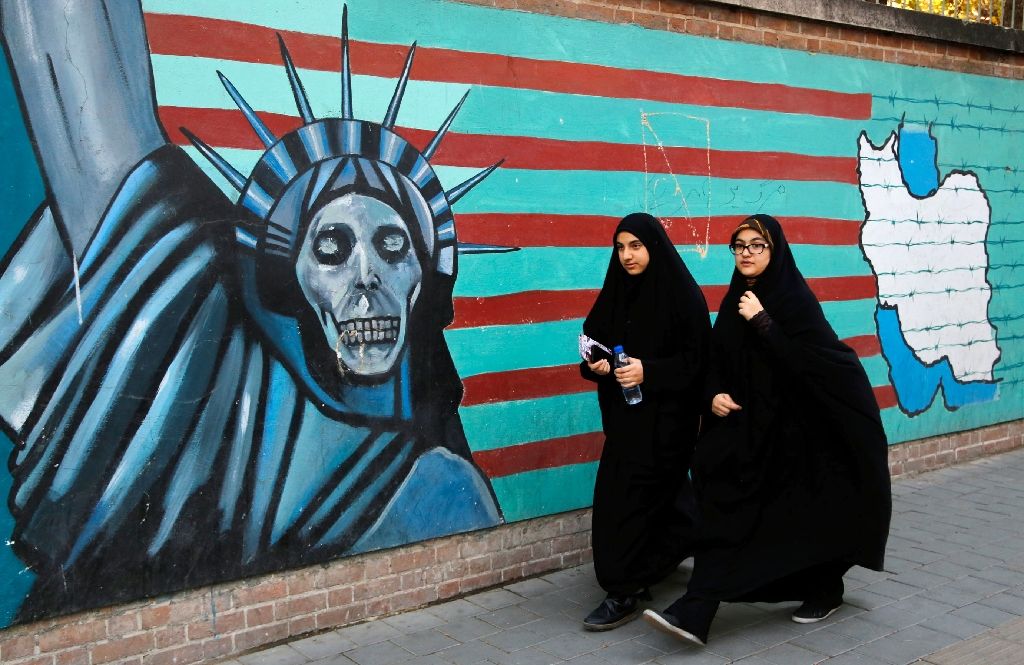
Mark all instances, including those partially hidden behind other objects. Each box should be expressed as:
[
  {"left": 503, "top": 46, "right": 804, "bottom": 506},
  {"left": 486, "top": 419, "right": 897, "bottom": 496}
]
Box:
[
  {"left": 423, "top": 90, "right": 469, "bottom": 160},
  {"left": 180, "top": 127, "right": 247, "bottom": 192},
  {"left": 277, "top": 34, "right": 315, "bottom": 124},
  {"left": 382, "top": 42, "right": 416, "bottom": 130},
  {"left": 446, "top": 160, "right": 504, "bottom": 206},
  {"left": 341, "top": 5, "right": 353, "bottom": 119},
  {"left": 217, "top": 71, "right": 277, "bottom": 148}
]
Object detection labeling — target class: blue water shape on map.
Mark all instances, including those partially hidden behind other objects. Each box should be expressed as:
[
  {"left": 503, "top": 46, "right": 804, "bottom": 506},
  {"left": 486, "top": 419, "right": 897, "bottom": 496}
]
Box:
[
  {"left": 876, "top": 306, "right": 998, "bottom": 415},
  {"left": 898, "top": 124, "right": 940, "bottom": 197}
]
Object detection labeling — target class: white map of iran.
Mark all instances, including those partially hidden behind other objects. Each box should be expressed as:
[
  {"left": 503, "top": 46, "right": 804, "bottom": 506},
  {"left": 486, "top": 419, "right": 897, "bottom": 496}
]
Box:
[{"left": 858, "top": 130, "right": 999, "bottom": 389}]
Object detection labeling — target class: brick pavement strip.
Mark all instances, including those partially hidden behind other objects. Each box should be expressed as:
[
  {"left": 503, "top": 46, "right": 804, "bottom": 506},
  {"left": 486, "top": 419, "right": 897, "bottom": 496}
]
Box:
[{"left": 226, "top": 448, "right": 1024, "bottom": 665}]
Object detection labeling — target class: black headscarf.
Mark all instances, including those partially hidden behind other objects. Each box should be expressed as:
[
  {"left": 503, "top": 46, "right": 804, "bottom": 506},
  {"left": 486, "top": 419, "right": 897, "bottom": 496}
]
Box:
[
  {"left": 690, "top": 214, "right": 891, "bottom": 599},
  {"left": 583, "top": 212, "right": 707, "bottom": 365}
]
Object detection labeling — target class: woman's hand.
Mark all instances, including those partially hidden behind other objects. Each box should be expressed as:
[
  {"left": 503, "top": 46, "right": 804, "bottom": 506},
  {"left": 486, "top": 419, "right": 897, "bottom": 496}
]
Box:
[
  {"left": 587, "top": 359, "right": 611, "bottom": 376},
  {"left": 711, "top": 393, "right": 742, "bottom": 417},
  {"left": 614, "top": 358, "right": 643, "bottom": 388},
  {"left": 738, "top": 290, "right": 764, "bottom": 321}
]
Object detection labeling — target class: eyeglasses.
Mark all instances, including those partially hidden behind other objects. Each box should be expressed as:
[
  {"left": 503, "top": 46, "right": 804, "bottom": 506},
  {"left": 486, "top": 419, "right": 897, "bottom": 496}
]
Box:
[{"left": 729, "top": 242, "right": 769, "bottom": 255}]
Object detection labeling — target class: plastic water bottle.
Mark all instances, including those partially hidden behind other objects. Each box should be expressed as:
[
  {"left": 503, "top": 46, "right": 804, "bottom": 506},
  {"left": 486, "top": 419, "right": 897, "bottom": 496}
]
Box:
[{"left": 613, "top": 345, "right": 643, "bottom": 405}]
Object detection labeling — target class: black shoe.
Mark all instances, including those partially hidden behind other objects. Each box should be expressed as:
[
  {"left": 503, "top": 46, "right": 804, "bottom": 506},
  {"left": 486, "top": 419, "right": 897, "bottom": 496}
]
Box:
[
  {"left": 792, "top": 597, "right": 843, "bottom": 624},
  {"left": 642, "top": 609, "right": 707, "bottom": 646},
  {"left": 582, "top": 594, "right": 641, "bottom": 631}
]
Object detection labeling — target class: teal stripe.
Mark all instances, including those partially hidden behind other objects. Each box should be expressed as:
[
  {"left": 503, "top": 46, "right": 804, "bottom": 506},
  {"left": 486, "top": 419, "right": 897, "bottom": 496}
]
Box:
[
  {"left": 455, "top": 246, "right": 871, "bottom": 297},
  {"left": 183, "top": 146, "right": 867, "bottom": 219},
  {"left": 461, "top": 392, "right": 600, "bottom": 452},
  {"left": 446, "top": 299, "right": 878, "bottom": 378},
  {"left": 490, "top": 462, "right": 598, "bottom": 522},
  {"left": 152, "top": 55, "right": 867, "bottom": 157}
]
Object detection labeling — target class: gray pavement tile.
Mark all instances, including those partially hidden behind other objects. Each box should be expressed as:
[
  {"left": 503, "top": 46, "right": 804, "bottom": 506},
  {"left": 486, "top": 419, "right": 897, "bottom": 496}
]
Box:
[
  {"left": 650, "top": 649, "right": 729, "bottom": 665},
  {"left": 789, "top": 625, "right": 865, "bottom": 657},
  {"left": 888, "top": 547, "right": 944, "bottom": 566},
  {"left": 338, "top": 621, "right": 406, "bottom": 647},
  {"left": 437, "top": 616, "right": 503, "bottom": 642},
  {"left": 291, "top": 632, "right": 359, "bottom": 660},
  {"left": 486, "top": 645, "right": 565, "bottom": 665},
  {"left": 948, "top": 601, "right": 1019, "bottom": 628},
  {"left": 970, "top": 565, "right": 1024, "bottom": 587},
  {"left": 400, "top": 656, "right": 449, "bottom": 665},
  {"left": 469, "top": 589, "right": 529, "bottom": 611},
  {"left": 504, "top": 578, "right": 557, "bottom": 599},
  {"left": 733, "top": 618, "right": 803, "bottom": 648},
  {"left": 426, "top": 599, "right": 487, "bottom": 623},
  {"left": 917, "top": 561, "right": 975, "bottom": 581},
  {"left": 392, "top": 630, "right": 461, "bottom": 657},
  {"left": 844, "top": 588, "right": 898, "bottom": 611},
  {"left": 239, "top": 644, "right": 310, "bottom": 665},
  {"left": 541, "top": 568, "right": 592, "bottom": 589},
  {"left": 978, "top": 590, "right": 1024, "bottom": 614},
  {"left": 562, "top": 654, "right": 609, "bottom": 665},
  {"left": 344, "top": 640, "right": 414, "bottom": 665},
  {"left": 482, "top": 622, "right": 575, "bottom": 653},
  {"left": 860, "top": 579, "right": 924, "bottom": 601},
  {"left": 478, "top": 606, "right": 544, "bottom": 630},
  {"left": 815, "top": 652, "right": 890, "bottom": 665},
  {"left": 591, "top": 638, "right": 665, "bottom": 664},
  {"left": 918, "top": 612, "right": 991, "bottom": 640},
  {"left": 943, "top": 551, "right": 1006, "bottom": 571},
  {"left": 534, "top": 631, "right": 616, "bottom": 660},
  {"left": 845, "top": 568, "right": 893, "bottom": 585},
  {"left": 859, "top": 595, "right": 956, "bottom": 631},
  {"left": 920, "top": 575, "right": 1008, "bottom": 608},
  {"left": 756, "top": 641, "right": 826, "bottom": 664},
  {"left": 703, "top": 632, "right": 766, "bottom": 660},
  {"left": 856, "top": 625, "right": 959, "bottom": 665},
  {"left": 517, "top": 595, "right": 587, "bottom": 620},
  {"left": 310, "top": 655, "right": 359, "bottom": 665},
  {"left": 437, "top": 639, "right": 509, "bottom": 665},
  {"left": 830, "top": 617, "right": 901, "bottom": 643},
  {"left": 709, "top": 603, "right": 771, "bottom": 635},
  {"left": 877, "top": 557, "right": 919, "bottom": 575},
  {"left": 889, "top": 568, "right": 957, "bottom": 592},
  {"left": 384, "top": 609, "right": 449, "bottom": 634}
]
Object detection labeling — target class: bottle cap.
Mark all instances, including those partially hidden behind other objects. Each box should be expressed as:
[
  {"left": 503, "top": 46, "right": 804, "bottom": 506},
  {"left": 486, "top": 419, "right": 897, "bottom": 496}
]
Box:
[{"left": 613, "top": 345, "right": 624, "bottom": 353}]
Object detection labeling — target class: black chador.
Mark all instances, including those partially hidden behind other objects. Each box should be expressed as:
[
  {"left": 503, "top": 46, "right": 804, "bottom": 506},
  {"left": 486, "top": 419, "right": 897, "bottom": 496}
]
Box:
[
  {"left": 644, "top": 214, "right": 891, "bottom": 646},
  {"left": 580, "top": 212, "right": 710, "bottom": 630}
]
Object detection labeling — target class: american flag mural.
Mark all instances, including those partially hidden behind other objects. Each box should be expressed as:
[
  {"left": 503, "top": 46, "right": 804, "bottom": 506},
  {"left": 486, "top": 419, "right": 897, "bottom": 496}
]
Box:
[{"left": 0, "top": 0, "right": 1020, "bottom": 625}]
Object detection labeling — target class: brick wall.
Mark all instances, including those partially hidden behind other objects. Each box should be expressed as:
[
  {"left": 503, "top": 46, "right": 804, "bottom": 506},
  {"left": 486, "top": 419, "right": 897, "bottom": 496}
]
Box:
[{"left": 1, "top": 1, "right": 1021, "bottom": 663}]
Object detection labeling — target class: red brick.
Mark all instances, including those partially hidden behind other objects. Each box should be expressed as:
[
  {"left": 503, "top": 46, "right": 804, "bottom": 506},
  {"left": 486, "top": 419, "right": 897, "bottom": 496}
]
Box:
[
  {"left": 235, "top": 624, "right": 289, "bottom": 653},
  {"left": 328, "top": 586, "right": 355, "bottom": 607},
  {"left": 325, "top": 563, "right": 363, "bottom": 587},
  {"left": 279, "top": 592, "right": 327, "bottom": 619},
  {"left": 390, "top": 548, "right": 437, "bottom": 573},
  {"left": 289, "top": 615, "right": 317, "bottom": 636},
  {"left": 631, "top": 11, "right": 669, "bottom": 30},
  {"left": 353, "top": 575, "right": 402, "bottom": 601},
  {"left": 232, "top": 580, "right": 287, "bottom": 607},
  {"left": 140, "top": 605, "right": 171, "bottom": 630},
  {"left": 7, "top": 656, "right": 53, "bottom": 665},
  {"left": 438, "top": 580, "right": 461, "bottom": 599},
  {"left": 576, "top": 3, "right": 617, "bottom": 23},
  {"left": 55, "top": 649, "right": 89, "bottom": 665},
  {"left": 39, "top": 621, "right": 107, "bottom": 653},
  {"left": 686, "top": 18, "right": 718, "bottom": 38},
  {"left": 202, "top": 637, "right": 233, "bottom": 661},
  {"left": 91, "top": 633, "right": 154, "bottom": 664},
  {"left": 186, "top": 610, "right": 244, "bottom": 640},
  {"left": 142, "top": 644, "right": 204, "bottom": 665},
  {"left": 2, "top": 634, "right": 36, "bottom": 660},
  {"left": 106, "top": 612, "right": 140, "bottom": 638},
  {"left": 286, "top": 570, "right": 322, "bottom": 595},
  {"left": 152, "top": 626, "right": 186, "bottom": 650},
  {"left": 167, "top": 599, "right": 207, "bottom": 625},
  {"left": 245, "top": 604, "right": 276, "bottom": 628}
]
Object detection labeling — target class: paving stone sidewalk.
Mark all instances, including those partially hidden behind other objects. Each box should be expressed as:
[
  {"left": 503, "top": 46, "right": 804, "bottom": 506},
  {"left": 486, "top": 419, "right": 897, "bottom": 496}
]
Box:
[{"left": 223, "top": 447, "right": 1024, "bottom": 665}]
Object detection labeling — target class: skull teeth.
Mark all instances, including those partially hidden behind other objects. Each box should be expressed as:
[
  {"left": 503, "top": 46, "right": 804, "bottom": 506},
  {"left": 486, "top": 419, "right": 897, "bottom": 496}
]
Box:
[{"left": 337, "top": 317, "right": 401, "bottom": 345}]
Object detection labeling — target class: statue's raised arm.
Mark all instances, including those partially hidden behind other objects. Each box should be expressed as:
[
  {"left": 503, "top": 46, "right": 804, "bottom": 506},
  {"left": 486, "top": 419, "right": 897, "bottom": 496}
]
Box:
[{"left": 1, "top": 0, "right": 165, "bottom": 256}]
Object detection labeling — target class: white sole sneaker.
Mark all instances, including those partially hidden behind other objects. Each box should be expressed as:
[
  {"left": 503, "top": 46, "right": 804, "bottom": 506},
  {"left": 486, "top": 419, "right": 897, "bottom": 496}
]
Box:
[
  {"left": 791, "top": 604, "right": 841, "bottom": 624},
  {"left": 642, "top": 609, "right": 706, "bottom": 646}
]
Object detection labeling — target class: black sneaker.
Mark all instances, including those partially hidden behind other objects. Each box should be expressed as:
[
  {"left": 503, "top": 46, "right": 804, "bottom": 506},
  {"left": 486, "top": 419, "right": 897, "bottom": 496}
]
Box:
[
  {"left": 582, "top": 595, "right": 640, "bottom": 631},
  {"left": 791, "top": 598, "right": 843, "bottom": 624},
  {"left": 642, "top": 609, "right": 707, "bottom": 646}
]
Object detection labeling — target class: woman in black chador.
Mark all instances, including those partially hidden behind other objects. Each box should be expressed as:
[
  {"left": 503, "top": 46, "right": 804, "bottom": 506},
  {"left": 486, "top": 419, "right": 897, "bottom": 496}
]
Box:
[
  {"left": 644, "top": 215, "right": 892, "bottom": 645},
  {"left": 579, "top": 212, "right": 710, "bottom": 630}
]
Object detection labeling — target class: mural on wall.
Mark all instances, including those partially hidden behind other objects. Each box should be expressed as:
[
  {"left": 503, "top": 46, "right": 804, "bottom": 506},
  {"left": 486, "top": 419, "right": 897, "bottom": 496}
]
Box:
[
  {"left": 0, "top": 0, "right": 1020, "bottom": 628},
  {"left": 0, "top": 1, "right": 504, "bottom": 622},
  {"left": 859, "top": 123, "right": 1001, "bottom": 415}
]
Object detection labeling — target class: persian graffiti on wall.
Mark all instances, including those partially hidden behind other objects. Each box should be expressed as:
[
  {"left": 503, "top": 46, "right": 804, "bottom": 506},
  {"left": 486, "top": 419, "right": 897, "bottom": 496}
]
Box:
[{"left": 0, "top": 1, "right": 503, "bottom": 622}]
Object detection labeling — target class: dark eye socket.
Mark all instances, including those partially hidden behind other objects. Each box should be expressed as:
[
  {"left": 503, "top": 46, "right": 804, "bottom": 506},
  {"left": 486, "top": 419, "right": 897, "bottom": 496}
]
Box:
[
  {"left": 312, "top": 227, "right": 354, "bottom": 265},
  {"left": 373, "top": 226, "right": 411, "bottom": 263}
]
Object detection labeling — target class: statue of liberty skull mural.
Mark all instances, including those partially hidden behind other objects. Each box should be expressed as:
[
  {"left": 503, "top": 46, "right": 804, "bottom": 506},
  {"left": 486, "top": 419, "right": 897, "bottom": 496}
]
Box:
[{"left": 0, "top": 1, "right": 503, "bottom": 621}]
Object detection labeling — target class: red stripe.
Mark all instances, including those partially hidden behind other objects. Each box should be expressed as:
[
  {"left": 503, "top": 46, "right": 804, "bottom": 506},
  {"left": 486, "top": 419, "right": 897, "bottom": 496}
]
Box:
[
  {"left": 451, "top": 277, "right": 876, "bottom": 329},
  {"left": 472, "top": 383, "right": 895, "bottom": 477},
  {"left": 144, "top": 13, "right": 871, "bottom": 120},
  {"left": 456, "top": 214, "right": 864, "bottom": 247},
  {"left": 472, "top": 432, "right": 603, "bottom": 478},
  {"left": 159, "top": 107, "right": 855, "bottom": 183},
  {"left": 461, "top": 333, "right": 884, "bottom": 407}
]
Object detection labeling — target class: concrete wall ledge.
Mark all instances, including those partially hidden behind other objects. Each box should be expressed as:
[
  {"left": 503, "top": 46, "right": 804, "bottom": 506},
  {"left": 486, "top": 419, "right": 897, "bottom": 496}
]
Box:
[{"left": 705, "top": 0, "right": 1024, "bottom": 53}]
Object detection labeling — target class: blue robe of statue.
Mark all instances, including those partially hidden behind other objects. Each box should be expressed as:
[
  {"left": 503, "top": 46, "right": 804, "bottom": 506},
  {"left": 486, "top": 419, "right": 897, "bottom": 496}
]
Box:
[{"left": 0, "top": 145, "right": 501, "bottom": 618}]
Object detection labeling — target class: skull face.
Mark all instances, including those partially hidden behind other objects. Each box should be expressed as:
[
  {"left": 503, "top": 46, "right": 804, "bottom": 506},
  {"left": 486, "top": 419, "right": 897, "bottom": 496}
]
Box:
[{"left": 295, "top": 193, "right": 422, "bottom": 378}]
